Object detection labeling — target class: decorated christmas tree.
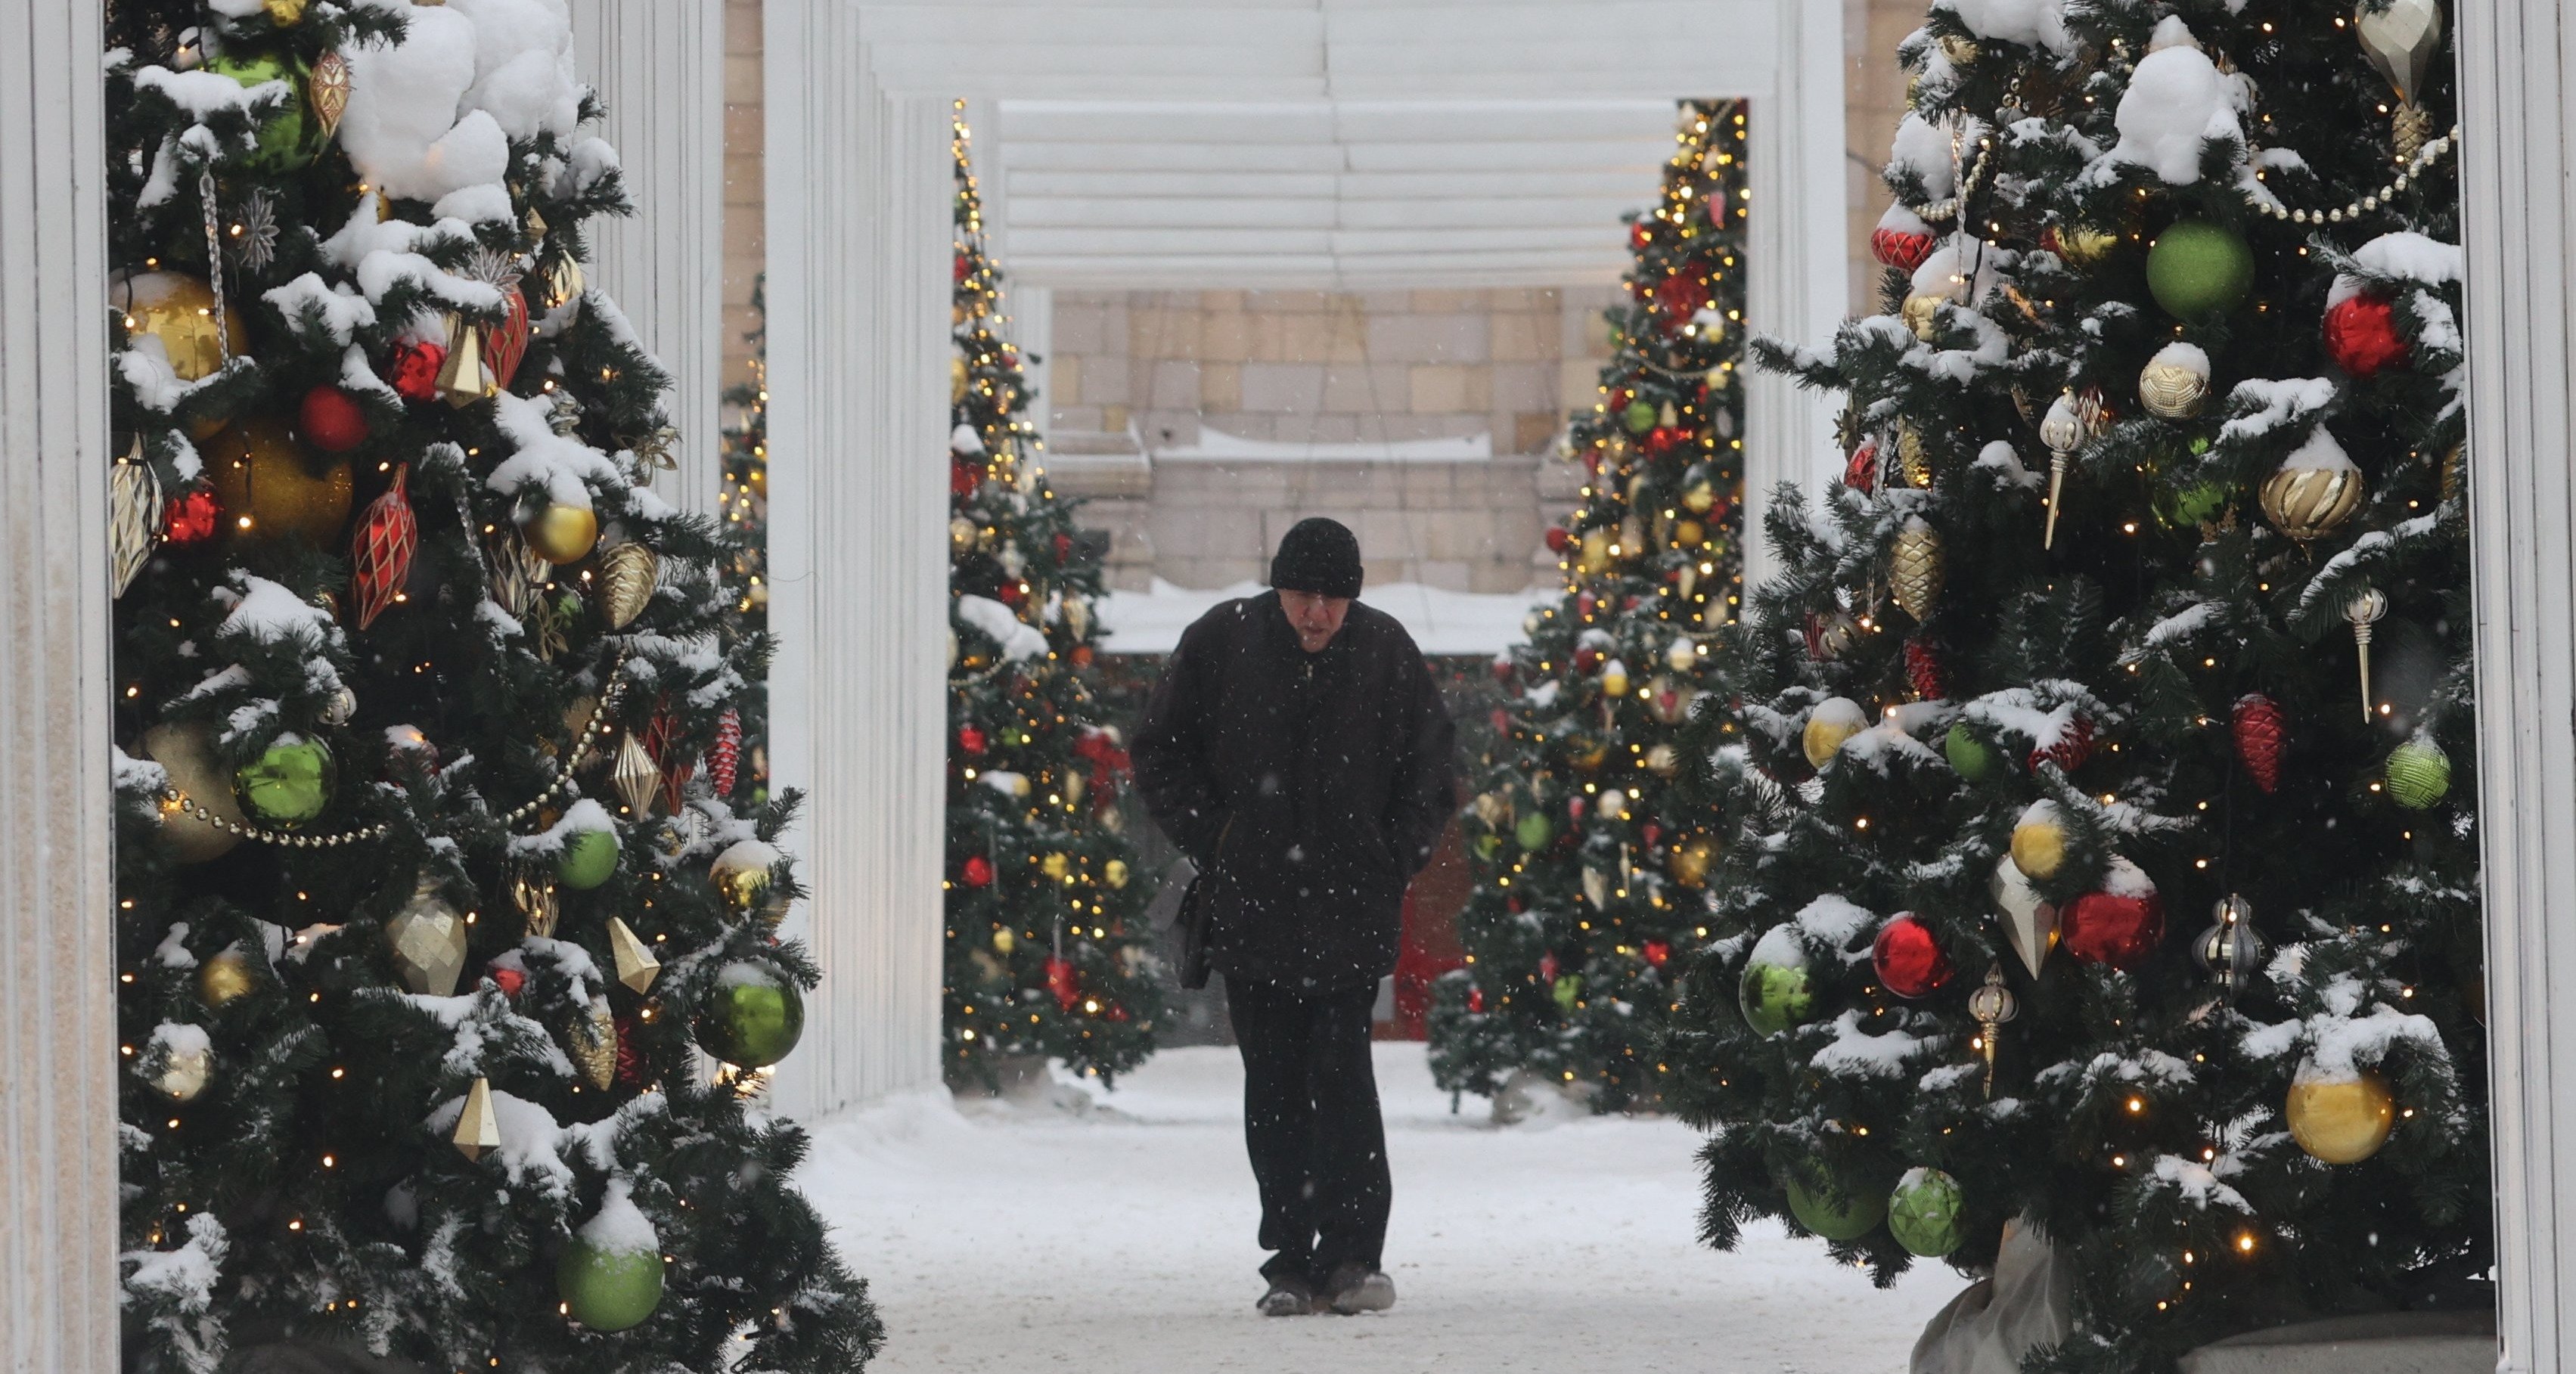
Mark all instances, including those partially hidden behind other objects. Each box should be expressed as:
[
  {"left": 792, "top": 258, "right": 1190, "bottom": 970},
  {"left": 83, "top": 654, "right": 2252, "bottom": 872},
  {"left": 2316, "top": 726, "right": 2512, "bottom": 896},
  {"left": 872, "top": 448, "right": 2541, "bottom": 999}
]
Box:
[
  {"left": 104, "top": 2, "right": 878, "bottom": 1368},
  {"left": 1659, "top": 6, "right": 2481, "bottom": 1369},
  {"left": 943, "top": 110, "right": 1166, "bottom": 1090},
  {"left": 718, "top": 276, "right": 771, "bottom": 799},
  {"left": 1426, "top": 100, "right": 1749, "bottom": 1115}
]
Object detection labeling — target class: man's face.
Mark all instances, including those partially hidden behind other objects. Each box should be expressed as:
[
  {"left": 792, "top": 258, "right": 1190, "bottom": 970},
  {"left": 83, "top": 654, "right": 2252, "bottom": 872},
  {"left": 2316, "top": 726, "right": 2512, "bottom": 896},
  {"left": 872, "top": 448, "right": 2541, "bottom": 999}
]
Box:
[{"left": 1278, "top": 589, "right": 1352, "bottom": 653}]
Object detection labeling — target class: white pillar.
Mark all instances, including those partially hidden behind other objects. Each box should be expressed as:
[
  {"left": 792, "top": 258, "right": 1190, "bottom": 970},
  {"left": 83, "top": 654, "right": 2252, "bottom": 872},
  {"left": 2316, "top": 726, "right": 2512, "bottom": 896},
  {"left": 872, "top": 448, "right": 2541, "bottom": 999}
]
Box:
[
  {"left": 763, "top": 2, "right": 951, "bottom": 1118},
  {"left": 568, "top": 0, "right": 727, "bottom": 515},
  {"left": 1740, "top": 0, "right": 1848, "bottom": 592},
  {"left": 2454, "top": 6, "right": 2576, "bottom": 1368},
  {"left": 0, "top": 0, "right": 116, "bottom": 1366}
]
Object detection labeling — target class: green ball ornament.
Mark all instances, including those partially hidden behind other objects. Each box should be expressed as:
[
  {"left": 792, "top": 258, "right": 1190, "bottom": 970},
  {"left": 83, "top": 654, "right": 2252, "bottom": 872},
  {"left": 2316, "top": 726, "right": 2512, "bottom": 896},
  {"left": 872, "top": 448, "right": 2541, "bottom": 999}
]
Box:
[
  {"left": 2146, "top": 221, "right": 2255, "bottom": 321},
  {"left": 1515, "top": 811, "right": 1554, "bottom": 852},
  {"left": 2155, "top": 478, "right": 2230, "bottom": 529},
  {"left": 557, "top": 1236, "right": 663, "bottom": 1332},
  {"left": 557, "top": 829, "right": 620, "bottom": 890},
  {"left": 1737, "top": 926, "right": 1815, "bottom": 1036},
  {"left": 1944, "top": 724, "right": 1996, "bottom": 783},
  {"left": 2385, "top": 738, "right": 2452, "bottom": 810},
  {"left": 234, "top": 738, "right": 332, "bottom": 823},
  {"left": 1888, "top": 1168, "right": 1966, "bottom": 1257},
  {"left": 1552, "top": 974, "right": 1584, "bottom": 1014},
  {"left": 694, "top": 960, "right": 805, "bottom": 1068},
  {"left": 1473, "top": 833, "right": 1504, "bottom": 861},
  {"left": 204, "top": 51, "right": 322, "bottom": 173},
  {"left": 1785, "top": 1170, "right": 1886, "bottom": 1242},
  {"left": 1622, "top": 399, "right": 1658, "bottom": 434}
]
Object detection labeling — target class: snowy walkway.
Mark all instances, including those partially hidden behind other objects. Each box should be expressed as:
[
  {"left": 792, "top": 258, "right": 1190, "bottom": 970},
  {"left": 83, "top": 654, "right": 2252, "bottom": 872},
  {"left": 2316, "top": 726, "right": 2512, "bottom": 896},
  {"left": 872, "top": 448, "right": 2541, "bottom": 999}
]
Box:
[{"left": 797, "top": 1044, "right": 1959, "bottom": 1372}]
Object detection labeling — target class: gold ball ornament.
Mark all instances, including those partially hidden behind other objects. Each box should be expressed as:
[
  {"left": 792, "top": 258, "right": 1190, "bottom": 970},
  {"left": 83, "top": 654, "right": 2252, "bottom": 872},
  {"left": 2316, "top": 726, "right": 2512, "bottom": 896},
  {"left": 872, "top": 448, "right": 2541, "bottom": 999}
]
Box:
[
  {"left": 2286, "top": 1072, "right": 2398, "bottom": 1165},
  {"left": 1668, "top": 836, "right": 1715, "bottom": 889},
  {"left": 2137, "top": 349, "right": 2210, "bottom": 420},
  {"left": 1890, "top": 516, "right": 1946, "bottom": 622},
  {"left": 151, "top": 1037, "right": 216, "bottom": 1102},
  {"left": 1599, "top": 659, "right": 1631, "bottom": 700},
  {"left": 207, "top": 416, "right": 353, "bottom": 546},
  {"left": 198, "top": 950, "right": 256, "bottom": 1009},
  {"left": 1105, "top": 859, "right": 1130, "bottom": 889},
  {"left": 2010, "top": 802, "right": 2068, "bottom": 881},
  {"left": 113, "top": 271, "right": 228, "bottom": 382},
  {"left": 1902, "top": 293, "right": 1944, "bottom": 341},
  {"left": 992, "top": 927, "right": 1016, "bottom": 955},
  {"left": 524, "top": 503, "right": 601, "bottom": 566},
  {"left": 950, "top": 516, "right": 978, "bottom": 552},
  {"left": 1673, "top": 519, "right": 1705, "bottom": 547},
  {"left": 144, "top": 721, "right": 247, "bottom": 863},
  {"left": 2260, "top": 436, "right": 2365, "bottom": 543},
  {"left": 1803, "top": 696, "right": 1868, "bottom": 770},
  {"left": 709, "top": 839, "right": 783, "bottom": 912},
  {"left": 1576, "top": 527, "right": 1612, "bottom": 576},
  {"left": 1041, "top": 851, "right": 1071, "bottom": 882}
]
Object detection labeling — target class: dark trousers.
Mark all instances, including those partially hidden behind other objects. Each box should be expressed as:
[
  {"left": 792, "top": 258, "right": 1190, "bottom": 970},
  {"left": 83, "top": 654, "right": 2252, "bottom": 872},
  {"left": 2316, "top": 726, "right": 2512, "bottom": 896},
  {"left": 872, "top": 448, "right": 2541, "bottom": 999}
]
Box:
[{"left": 1225, "top": 976, "right": 1392, "bottom": 1286}]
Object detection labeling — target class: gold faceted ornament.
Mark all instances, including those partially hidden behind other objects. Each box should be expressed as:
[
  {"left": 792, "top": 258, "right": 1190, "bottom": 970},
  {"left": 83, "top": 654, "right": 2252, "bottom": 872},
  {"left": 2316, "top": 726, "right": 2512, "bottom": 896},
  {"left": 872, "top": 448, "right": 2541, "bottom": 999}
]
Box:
[
  {"left": 1902, "top": 293, "right": 1944, "bottom": 341},
  {"left": 1896, "top": 423, "right": 1933, "bottom": 488},
  {"left": 1890, "top": 516, "right": 1946, "bottom": 622},
  {"left": 566, "top": 995, "right": 616, "bottom": 1091},
  {"left": 486, "top": 526, "right": 548, "bottom": 617},
  {"left": 545, "top": 252, "right": 585, "bottom": 312},
  {"left": 596, "top": 541, "right": 659, "bottom": 629},
  {"left": 709, "top": 839, "right": 783, "bottom": 912},
  {"left": 512, "top": 868, "right": 561, "bottom": 938},
  {"left": 386, "top": 876, "right": 469, "bottom": 997},
  {"left": 610, "top": 732, "right": 660, "bottom": 816},
  {"left": 1577, "top": 527, "right": 1612, "bottom": 576},
  {"left": 435, "top": 313, "right": 495, "bottom": 408},
  {"left": 606, "top": 917, "right": 662, "bottom": 994},
  {"left": 198, "top": 948, "right": 256, "bottom": 1008},
  {"left": 308, "top": 49, "right": 352, "bottom": 139},
  {"left": 1581, "top": 865, "right": 1612, "bottom": 910},
  {"left": 145, "top": 721, "right": 247, "bottom": 864},
  {"left": 2260, "top": 460, "right": 2365, "bottom": 544},
  {"left": 523, "top": 501, "right": 599, "bottom": 565},
  {"left": 1668, "top": 836, "right": 1715, "bottom": 889},
  {"left": 2137, "top": 359, "right": 2208, "bottom": 420},
  {"left": 2286, "top": 1071, "right": 2398, "bottom": 1165},
  {"left": 452, "top": 1077, "right": 501, "bottom": 1161},
  {"left": 112, "top": 445, "right": 164, "bottom": 597},
  {"left": 113, "top": 271, "right": 228, "bottom": 382},
  {"left": 207, "top": 416, "right": 355, "bottom": 546}
]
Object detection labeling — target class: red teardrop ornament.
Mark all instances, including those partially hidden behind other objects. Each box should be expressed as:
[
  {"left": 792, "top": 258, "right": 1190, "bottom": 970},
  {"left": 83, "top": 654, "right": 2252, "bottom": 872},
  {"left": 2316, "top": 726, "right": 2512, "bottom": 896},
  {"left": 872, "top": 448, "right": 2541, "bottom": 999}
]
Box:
[{"left": 349, "top": 464, "right": 418, "bottom": 630}]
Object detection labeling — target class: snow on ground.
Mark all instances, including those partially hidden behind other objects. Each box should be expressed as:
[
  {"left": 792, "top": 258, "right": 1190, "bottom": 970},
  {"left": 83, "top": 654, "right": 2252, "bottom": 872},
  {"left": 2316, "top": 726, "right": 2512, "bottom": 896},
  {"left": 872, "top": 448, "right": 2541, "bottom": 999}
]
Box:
[{"left": 798, "top": 1043, "right": 1960, "bottom": 1372}]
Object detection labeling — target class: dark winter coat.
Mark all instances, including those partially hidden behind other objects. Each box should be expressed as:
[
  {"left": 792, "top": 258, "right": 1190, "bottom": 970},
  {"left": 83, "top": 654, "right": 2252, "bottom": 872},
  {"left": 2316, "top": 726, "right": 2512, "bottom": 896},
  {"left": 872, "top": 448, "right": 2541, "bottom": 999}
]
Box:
[{"left": 1133, "top": 592, "right": 1458, "bottom": 991}]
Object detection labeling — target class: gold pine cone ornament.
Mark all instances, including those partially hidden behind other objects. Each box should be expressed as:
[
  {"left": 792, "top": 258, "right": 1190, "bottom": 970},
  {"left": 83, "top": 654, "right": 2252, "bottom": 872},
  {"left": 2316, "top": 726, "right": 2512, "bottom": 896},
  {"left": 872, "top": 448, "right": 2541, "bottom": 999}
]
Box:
[{"left": 1891, "top": 516, "right": 1945, "bottom": 622}]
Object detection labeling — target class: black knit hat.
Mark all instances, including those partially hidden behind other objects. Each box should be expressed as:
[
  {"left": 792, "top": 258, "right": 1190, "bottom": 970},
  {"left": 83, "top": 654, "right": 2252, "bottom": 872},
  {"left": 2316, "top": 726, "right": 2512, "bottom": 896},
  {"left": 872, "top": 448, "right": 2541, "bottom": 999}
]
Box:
[{"left": 1268, "top": 516, "right": 1364, "bottom": 599}]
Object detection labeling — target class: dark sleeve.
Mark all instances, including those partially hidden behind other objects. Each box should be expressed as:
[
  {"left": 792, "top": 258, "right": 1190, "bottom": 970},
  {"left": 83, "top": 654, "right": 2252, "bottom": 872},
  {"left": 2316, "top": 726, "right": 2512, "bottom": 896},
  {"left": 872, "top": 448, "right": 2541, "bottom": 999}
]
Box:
[
  {"left": 1386, "top": 650, "right": 1458, "bottom": 877},
  {"left": 1131, "top": 616, "right": 1228, "bottom": 864}
]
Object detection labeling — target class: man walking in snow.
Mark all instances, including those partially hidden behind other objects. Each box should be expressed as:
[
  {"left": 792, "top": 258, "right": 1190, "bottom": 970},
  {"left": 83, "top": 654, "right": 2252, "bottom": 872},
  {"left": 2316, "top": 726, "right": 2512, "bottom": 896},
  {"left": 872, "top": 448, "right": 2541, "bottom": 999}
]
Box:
[{"left": 1134, "top": 516, "right": 1458, "bottom": 1317}]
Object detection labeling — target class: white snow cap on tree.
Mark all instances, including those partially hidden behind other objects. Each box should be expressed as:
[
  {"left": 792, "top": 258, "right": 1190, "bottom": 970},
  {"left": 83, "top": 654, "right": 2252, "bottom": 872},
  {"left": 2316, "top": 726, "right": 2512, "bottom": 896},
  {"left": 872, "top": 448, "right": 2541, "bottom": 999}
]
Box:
[
  {"left": 577, "top": 1177, "right": 660, "bottom": 1256},
  {"left": 955, "top": 594, "right": 1047, "bottom": 661},
  {"left": 2106, "top": 26, "right": 2251, "bottom": 185},
  {"left": 1886, "top": 113, "right": 1957, "bottom": 199},
  {"left": 338, "top": 0, "right": 582, "bottom": 215},
  {"left": 951, "top": 422, "right": 986, "bottom": 457},
  {"left": 1932, "top": 0, "right": 2073, "bottom": 55},
  {"left": 2148, "top": 341, "right": 2211, "bottom": 381}
]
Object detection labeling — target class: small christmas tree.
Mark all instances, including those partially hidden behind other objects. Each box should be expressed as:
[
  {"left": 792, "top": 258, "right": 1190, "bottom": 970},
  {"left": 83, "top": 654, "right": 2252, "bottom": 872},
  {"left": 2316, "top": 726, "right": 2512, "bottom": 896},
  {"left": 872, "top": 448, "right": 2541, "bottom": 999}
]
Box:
[
  {"left": 943, "top": 110, "right": 1166, "bottom": 1089},
  {"left": 718, "top": 276, "right": 771, "bottom": 800},
  {"left": 104, "top": 2, "right": 877, "bottom": 1368},
  {"left": 1660, "top": 8, "right": 2482, "bottom": 1370},
  {"left": 1428, "top": 101, "right": 1749, "bottom": 1114}
]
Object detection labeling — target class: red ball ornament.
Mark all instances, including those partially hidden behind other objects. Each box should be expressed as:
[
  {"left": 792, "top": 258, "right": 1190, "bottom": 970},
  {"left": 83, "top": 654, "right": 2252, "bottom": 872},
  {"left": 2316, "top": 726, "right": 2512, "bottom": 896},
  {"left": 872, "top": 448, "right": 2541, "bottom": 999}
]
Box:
[
  {"left": 1655, "top": 271, "right": 1711, "bottom": 331},
  {"left": 1052, "top": 532, "right": 1073, "bottom": 562},
  {"left": 1642, "top": 426, "right": 1683, "bottom": 457},
  {"left": 1629, "top": 224, "right": 1652, "bottom": 251},
  {"left": 1871, "top": 218, "right": 1936, "bottom": 273},
  {"left": 1071, "top": 645, "right": 1094, "bottom": 668},
  {"left": 2062, "top": 868, "right": 2166, "bottom": 969},
  {"left": 1575, "top": 591, "right": 1598, "bottom": 619},
  {"left": 995, "top": 581, "right": 1026, "bottom": 607},
  {"left": 953, "top": 253, "right": 971, "bottom": 284},
  {"left": 1544, "top": 526, "right": 1572, "bottom": 554},
  {"left": 957, "top": 724, "right": 987, "bottom": 755},
  {"left": 1871, "top": 913, "right": 1954, "bottom": 998},
  {"left": 1843, "top": 439, "right": 1879, "bottom": 494},
  {"left": 2323, "top": 293, "right": 2408, "bottom": 378},
  {"left": 2028, "top": 717, "right": 2094, "bottom": 774},
  {"left": 1904, "top": 638, "right": 1947, "bottom": 702},
  {"left": 961, "top": 854, "right": 993, "bottom": 888},
  {"left": 1642, "top": 939, "right": 1672, "bottom": 969},
  {"left": 1538, "top": 952, "right": 1560, "bottom": 984},
  {"left": 950, "top": 457, "right": 983, "bottom": 498},
  {"left": 1466, "top": 985, "right": 1487, "bottom": 1013},
  {"left": 1572, "top": 647, "right": 1602, "bottom": 675},
  {"left": 299, "top": 385, "right": 370, "bottom": 453},
  {"left": 1045, "top": 955, "right": 1080, "bottom": 1012},
  {"left": 348, "top": 464, "right": 419, "bottom": 631},
  {"left": 2232, "top": 693, "right": 2285, "bottom": 793},
  {"left": 1487, "top": 706, "right": 1510, "bottom": 734},
  {"left": 1641, "top": 823, "right": 1662, "bottom": 848},
  {"left": 163, "top": 485, "right": 219, "bottom": 546},
  {"left": 386, "top": 341, "right": 445, "bottom": 403},
  {"left": 488, "top": 966, "right": 526, "bottom": 999}
]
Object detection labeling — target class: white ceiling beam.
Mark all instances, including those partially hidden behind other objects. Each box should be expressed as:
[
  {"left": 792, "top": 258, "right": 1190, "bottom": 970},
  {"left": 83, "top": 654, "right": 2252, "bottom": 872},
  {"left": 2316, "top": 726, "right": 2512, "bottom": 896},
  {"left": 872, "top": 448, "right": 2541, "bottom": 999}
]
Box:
[{"left": 1002, "top": 169, "right": 1656, "bottom": 200}]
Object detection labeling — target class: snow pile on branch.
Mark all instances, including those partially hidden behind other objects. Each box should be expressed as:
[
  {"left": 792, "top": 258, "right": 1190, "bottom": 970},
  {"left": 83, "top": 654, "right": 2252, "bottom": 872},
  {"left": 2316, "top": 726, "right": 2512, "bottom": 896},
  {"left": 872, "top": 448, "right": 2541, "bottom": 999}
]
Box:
[
  {"left": 1887, "top": 114, "right": 1957, "bottom": 199},
  {"left": 486, "top": 391, "right": 620, "bottom": 509},
  {"left": 957, "top": 594, "right": 1048, "bottom": 661},
  {"left": 2103, "top": 28, "right": 2249, "bottom": 185},
  {"left": 1932, "top": 0, "right": 2072, "bottom": 54}
]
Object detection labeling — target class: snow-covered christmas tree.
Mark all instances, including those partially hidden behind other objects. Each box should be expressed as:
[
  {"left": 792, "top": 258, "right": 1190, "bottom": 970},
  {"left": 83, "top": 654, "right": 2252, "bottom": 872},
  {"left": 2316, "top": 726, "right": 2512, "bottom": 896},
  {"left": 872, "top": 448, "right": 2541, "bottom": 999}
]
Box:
[
  {"left": 105, "top": 1, "right": 878, "bottom": 1367},
  {"left": 943, "top": 110, "right": 1166, "bottom": 1090},
  {"left": 1660, "top": 5, "right": 2481, "bottom": 1369},
  {"left": 1428, "top": 100, "right": 1749, "bottom": 1114}
]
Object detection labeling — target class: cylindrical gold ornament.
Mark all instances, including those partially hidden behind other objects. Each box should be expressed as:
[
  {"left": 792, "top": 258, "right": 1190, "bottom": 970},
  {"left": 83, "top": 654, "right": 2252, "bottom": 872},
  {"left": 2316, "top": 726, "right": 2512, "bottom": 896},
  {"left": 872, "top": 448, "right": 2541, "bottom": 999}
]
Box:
[
  {"left": 1891, "top": 517, "right": 1945, "bottom": 622},
  {"left": 2286, "top": 1071, "right": 2397, "bottom": 1165},
  {"left": 596, "top": 542, "right": 658, "bottom": 628}
]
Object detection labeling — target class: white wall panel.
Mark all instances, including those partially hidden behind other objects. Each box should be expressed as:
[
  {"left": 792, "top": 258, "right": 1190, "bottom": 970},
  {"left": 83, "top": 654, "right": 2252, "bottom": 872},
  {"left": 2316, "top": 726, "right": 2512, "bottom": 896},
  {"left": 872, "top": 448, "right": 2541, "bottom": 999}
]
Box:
[
  {"left": 764, "top": 4, "right": 951, "bottom": 1118},
  {"left": 2454, "top": 2, "right": 2576, "bottom": 1366},
  {"left": 569, "top": 0, "right": 726, "bottom": 516},
  {"left": 0, "top": 0, "right": 116, "bottom": 1366}
]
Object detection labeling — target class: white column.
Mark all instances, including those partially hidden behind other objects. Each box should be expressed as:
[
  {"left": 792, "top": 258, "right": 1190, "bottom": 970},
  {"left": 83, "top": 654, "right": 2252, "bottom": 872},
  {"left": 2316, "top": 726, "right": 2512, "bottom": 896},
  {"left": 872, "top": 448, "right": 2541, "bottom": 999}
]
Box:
[
  {"left": 1741, "top": 0, "right": 1849, "bottom": 593},
  {"left": 2454, "top": 5, "right": 2576, "bottom": 1368},
  {"left": 0, "top": 0, "right": 116, "bottom": 1366},
  {"left": 1015, "top": 284, "right": 1054, "bottom": 430},
  {"left": 568, "top": 0, "right": 727, "bottom": 515},
  {"left": 764, "top": 2, "right": 951, "bottom": 1118}
]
